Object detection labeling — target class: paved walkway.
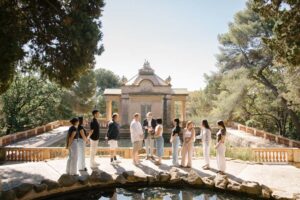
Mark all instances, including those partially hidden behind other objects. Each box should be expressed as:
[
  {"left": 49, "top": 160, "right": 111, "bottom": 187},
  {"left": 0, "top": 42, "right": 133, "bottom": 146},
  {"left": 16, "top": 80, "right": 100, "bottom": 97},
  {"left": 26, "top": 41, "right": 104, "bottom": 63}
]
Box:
[
  {"left": 6, "top": 126, "right": 69, "bottom": 147},
  {"left": 7, "top": 126, "right": 284, "bottom": 148},
  {"left": 1, "top": 157, "right": 299, "bottom": 196},
  {"left": 227, "top": 128, "right": 284, "bottom": 148}
]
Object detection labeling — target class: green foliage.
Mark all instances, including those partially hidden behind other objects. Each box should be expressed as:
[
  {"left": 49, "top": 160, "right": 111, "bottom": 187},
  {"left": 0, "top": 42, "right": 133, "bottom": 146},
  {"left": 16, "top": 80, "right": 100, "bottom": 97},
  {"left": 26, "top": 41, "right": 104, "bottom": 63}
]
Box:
[
  {"left": 194, "top": 145, "right": 254, "bottom": 161},
  {"left": 63, "top": 71, "right": 97, "bottom": 115},
  {"left": 188, "top": 0, "right": 300, "bottom": 140},
  {"left": 0, "top": 0, "right": 105, "bottom": 94},
  {"left": 253, "top": 0, "right": 300, "bottom": 67},
  {"left": 210, "top": 68, "right": 252, "bottom": 121},
  {"left": 94, "top": 68, "right": 121, "bottom": 114},
  {"left": 0, "top": 67, "right": 122, "bottom": 134},
  {"left": 95, "top": 68, "right": 121, "bottom": 95},
  {"left": 0, "top": 74, "right": 65, "bottom": 133}
]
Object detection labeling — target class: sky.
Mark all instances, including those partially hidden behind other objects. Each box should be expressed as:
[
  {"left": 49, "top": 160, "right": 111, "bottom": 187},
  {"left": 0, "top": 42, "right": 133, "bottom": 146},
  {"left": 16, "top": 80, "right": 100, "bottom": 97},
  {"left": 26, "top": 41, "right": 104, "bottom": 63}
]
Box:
[{"left": 95, "top": 0, "right": 247, "bottom": 91}]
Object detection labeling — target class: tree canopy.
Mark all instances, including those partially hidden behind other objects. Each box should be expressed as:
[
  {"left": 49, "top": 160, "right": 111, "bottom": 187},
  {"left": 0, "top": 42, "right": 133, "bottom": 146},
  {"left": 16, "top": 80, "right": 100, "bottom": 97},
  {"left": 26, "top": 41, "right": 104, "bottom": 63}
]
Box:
[
  {"left": 0, "top": 67, "right": 122, "bottom": 134},
  {"left": 94, "top": 68, "right": 121, "bottom": 115},
  {"left": 0, "top": 74, "right": 64, "bottom": 134},
  {"left": 0, "top": 0, "right": 105, "bottom": 94},
  {"left": 95, "top": 68, "right": 121, "bottom": 95},
  {"left": 253, "top": 0, "right": 300, "bottom": 67},
  {"left": 63, "top": 70, "right": 97, "bottom": 115},
  {"left": 188, "top": 0, "right": 300, "bottom": 139}
]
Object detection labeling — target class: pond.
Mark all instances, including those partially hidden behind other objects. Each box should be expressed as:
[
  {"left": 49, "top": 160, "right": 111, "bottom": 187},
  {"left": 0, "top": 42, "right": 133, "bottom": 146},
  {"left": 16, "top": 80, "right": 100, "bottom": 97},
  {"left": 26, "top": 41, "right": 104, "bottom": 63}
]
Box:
[{"left": 45, "top": 187, "right": 256, "bottom": 200}]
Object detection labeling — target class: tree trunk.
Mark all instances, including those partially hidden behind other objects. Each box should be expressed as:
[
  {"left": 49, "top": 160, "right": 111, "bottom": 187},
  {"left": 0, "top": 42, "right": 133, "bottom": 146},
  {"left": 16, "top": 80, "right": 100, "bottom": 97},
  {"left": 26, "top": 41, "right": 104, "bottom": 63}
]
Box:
[{"left": 256, "top": 66, "right": 300, "bottom": 136}]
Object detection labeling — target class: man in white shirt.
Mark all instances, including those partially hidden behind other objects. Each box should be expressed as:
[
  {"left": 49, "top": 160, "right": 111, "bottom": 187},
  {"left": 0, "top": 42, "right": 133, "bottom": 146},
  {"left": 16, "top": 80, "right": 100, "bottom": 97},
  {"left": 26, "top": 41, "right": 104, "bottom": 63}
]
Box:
[{"left": 130, "top": 113, "right": 144, "bottom": 165}]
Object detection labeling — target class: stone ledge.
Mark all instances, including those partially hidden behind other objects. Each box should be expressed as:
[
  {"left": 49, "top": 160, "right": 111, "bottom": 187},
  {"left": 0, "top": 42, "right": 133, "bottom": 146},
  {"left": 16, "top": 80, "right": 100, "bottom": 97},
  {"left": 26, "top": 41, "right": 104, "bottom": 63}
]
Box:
[{"left": 0, "top": 170, "right": 297, "bottom": 200}]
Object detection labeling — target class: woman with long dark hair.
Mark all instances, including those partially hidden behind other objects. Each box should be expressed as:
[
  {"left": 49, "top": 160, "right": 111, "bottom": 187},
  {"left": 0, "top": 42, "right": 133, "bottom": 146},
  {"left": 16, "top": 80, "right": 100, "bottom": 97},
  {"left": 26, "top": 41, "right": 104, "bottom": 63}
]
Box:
[
  {"left": 201, "top": 120, "right": 211, "bottom": 170},
  {"left": 170, "top": 118, "right": 181, "bottom": 166},
  {"left": 215, "top": 120, "right": 226, "bottom": 174},
  {"left": 66, "top": 118, "right": 79, "bottom": 175},
  {"left": 77, "top": 117, "right": 89, "bottom": 171}
]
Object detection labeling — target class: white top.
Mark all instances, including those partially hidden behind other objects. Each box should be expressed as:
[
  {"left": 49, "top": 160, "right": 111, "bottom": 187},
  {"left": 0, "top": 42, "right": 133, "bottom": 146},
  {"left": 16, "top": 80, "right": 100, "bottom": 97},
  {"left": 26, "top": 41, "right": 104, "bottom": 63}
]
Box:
[
  {"left": 184, "top": 130, "right": 192, "bottom": 138},
  {"left": 130, "top": 120, "right": 144, "bottom": 143},
  {"left": 201, "top": 128, "right": 211, "bottom": 145},
  {"left": 155, "top": 124, "right": 163, "bottom": 137}
]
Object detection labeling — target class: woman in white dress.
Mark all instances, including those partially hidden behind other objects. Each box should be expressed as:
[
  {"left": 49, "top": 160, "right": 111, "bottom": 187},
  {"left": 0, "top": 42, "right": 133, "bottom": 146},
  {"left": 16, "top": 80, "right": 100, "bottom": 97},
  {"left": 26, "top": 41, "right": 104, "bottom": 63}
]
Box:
[
  {"left": 180, "top": 121, "right": 195, "bottom": 168},
  {"left": 201, "top": 120, "right": 211, "bottom": 170},
  {"left": 215, "top": 120, "right": 226, "bottom": 175}
]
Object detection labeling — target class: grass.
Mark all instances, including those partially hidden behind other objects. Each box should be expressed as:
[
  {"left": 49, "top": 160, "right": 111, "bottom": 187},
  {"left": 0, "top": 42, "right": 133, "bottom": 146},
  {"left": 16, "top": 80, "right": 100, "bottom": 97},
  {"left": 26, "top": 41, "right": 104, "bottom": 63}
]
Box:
[{"left": 194, "top": 143, "right": 254, "bottom": 161}]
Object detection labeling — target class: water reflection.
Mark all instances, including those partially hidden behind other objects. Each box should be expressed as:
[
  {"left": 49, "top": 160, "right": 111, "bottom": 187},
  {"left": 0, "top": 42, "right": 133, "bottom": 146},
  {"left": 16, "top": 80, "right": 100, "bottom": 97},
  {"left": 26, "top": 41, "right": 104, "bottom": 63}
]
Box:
[{"left": 47, "top": 187, "right": 254, "bottom": 200}]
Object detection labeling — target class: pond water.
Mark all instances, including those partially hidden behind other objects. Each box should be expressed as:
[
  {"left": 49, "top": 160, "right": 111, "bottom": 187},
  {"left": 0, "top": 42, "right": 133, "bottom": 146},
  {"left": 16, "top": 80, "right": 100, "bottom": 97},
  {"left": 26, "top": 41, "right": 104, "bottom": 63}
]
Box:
[{"left": 45, "top": 187, "right": 255, "bottom": 200}]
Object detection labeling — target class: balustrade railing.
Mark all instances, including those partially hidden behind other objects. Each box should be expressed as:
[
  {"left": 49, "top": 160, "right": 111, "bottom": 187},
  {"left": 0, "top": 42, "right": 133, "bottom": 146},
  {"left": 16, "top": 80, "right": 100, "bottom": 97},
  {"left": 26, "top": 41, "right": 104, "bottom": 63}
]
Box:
[
  {"left": 1, "top": 147, "right": 299, "bottom": 164},
  {"left": 252, "top": 148, "right": 300, "bottom": 163},
  {"left": 0, "top": 147, "right": 174, "bottom": 162},
  {"left": 227, "top": 122, "right": 300, "bottom": 148}
]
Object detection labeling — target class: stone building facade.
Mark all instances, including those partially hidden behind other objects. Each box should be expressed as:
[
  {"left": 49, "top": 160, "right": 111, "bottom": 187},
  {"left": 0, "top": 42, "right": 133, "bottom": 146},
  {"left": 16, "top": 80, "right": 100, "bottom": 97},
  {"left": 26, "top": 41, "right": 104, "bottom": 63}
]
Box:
[{"left": 103, "top": 61, "right": 188, "bottom": 127}]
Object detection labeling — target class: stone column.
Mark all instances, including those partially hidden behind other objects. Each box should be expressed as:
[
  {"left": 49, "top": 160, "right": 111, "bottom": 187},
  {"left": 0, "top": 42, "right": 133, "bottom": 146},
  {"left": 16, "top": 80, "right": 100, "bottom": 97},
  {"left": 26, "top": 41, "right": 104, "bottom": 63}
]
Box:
[
  {"left": 163, "top": 95, "right": 172, "bottom": 127},
  {"left": 171, "top": 100, "right": 176, "bottom": 120},
  {"left": 106, "top": 100, "right": 112, "bottom": 121},
  {"left": 181, "top": 100, "right": 186, "bottom": 122},
  {"left": 121, "top": 94, "right": 129, "bottom": 126},
  {"left": 117, "top": 99, "right": 122, "bottom": 123}
]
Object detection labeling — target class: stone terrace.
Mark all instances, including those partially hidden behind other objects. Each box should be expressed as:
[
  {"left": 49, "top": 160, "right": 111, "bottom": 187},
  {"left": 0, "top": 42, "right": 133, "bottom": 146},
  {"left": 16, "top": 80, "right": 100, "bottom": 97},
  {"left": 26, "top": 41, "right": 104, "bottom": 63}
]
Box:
[{"left": 1, "top": 157, "right": 300, "bottom": 199}]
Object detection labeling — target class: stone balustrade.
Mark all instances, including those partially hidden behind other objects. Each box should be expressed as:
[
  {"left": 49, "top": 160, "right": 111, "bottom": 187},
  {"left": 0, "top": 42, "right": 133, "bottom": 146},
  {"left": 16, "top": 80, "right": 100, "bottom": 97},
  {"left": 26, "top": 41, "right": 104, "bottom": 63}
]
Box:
[
  {"left": 227, "top": 121, "right": 300, "bottom": 148},
  {"left": 0, "top": 119, "right": 109, "bottom": 147},
  {"left": 252, "top": 148, "right": 300, "bottom": 163},
  {"left": 0, "top": 121, "right": 62, "bottom": 147},
  {"left": 0, "top": 147, "right": 175, "bottom": 162},
  {"left": 1, "top": 146, "right": 300, "bottom": 164}
]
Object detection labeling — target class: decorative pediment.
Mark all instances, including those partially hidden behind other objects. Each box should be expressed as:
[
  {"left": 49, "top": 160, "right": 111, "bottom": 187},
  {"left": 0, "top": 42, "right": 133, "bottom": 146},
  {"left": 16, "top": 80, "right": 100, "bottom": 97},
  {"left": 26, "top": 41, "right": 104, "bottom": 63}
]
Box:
[{"left": 139, "top": 60, "right": 155, "bottom": 75}]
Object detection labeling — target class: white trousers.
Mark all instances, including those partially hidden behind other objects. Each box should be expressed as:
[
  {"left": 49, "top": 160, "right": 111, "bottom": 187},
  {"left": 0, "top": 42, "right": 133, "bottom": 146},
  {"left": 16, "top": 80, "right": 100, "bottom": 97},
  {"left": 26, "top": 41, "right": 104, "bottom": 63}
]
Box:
[
  {"left": 203, "top": 143, "right": 210, "bottom": 166},
  {"left": 90, "top": 139, "right": 98, "bottom": 167},
  {"left": 216, "top": 143, "right": 226, "bottom": 172},
  {"left": 77, "top": 139, "right": 86, "bottom": 170},
  {"left": 66, "top": 140, "right": 78, "bottom": 175}
]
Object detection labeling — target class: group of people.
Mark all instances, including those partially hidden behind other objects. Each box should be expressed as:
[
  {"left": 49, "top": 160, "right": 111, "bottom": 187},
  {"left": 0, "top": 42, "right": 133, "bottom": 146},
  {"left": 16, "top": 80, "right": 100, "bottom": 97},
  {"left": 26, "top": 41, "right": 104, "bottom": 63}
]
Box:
[{"left": 65, "top": 110, "right": 227, "bottom": 176}]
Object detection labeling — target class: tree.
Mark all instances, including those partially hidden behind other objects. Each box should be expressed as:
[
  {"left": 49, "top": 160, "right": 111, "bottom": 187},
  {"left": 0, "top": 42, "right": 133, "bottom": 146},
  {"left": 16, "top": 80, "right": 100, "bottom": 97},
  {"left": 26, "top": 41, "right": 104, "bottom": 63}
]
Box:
[
  {"left": 94, "top": 68, "right": 121, "bottom": 95},
  {"left": 188, "top": 0, "right": 300, "bottom": 139},
  {"left": 210, "top": 68, "right": 252, "bottom": 122},
  {"left": 253, "top": 0, "right": 300, "bottom": 132},
  {"left": 217, "top": 0, "right": 300, "bottom": 136},
  {"left": 63, "top": 71, "right": 97, "bottom": 115},
  {"left": 0, "top": 0, "right": 105, "bottom": 94},
  {"left": 94, "top": 68, "right": 121, "bottom": 114},
  {"left": 253, "top": 0, "right": 300, "bottom": 67},
  {"left": 0, "top": 74, "right": 63, "bottom": 133}
]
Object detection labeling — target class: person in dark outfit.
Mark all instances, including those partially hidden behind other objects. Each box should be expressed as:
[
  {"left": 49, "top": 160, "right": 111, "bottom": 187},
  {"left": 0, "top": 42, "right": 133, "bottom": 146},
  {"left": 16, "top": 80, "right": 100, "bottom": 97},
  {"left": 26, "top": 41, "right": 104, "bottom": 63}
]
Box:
[
  {"left": 66, "top": 118, "right": 79, "bottom": 175},
  {"left": 170, "top": 118, "right": 181, "bottom": 166},
  {"left": 143, "top": 112, "right": 157, "bottom": 160},
  {"left": 88, "top": 110, "right": 100, "bottom": 168},
  {"left": 106, "top": 113, "right": 120, "bottom": 164}
]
